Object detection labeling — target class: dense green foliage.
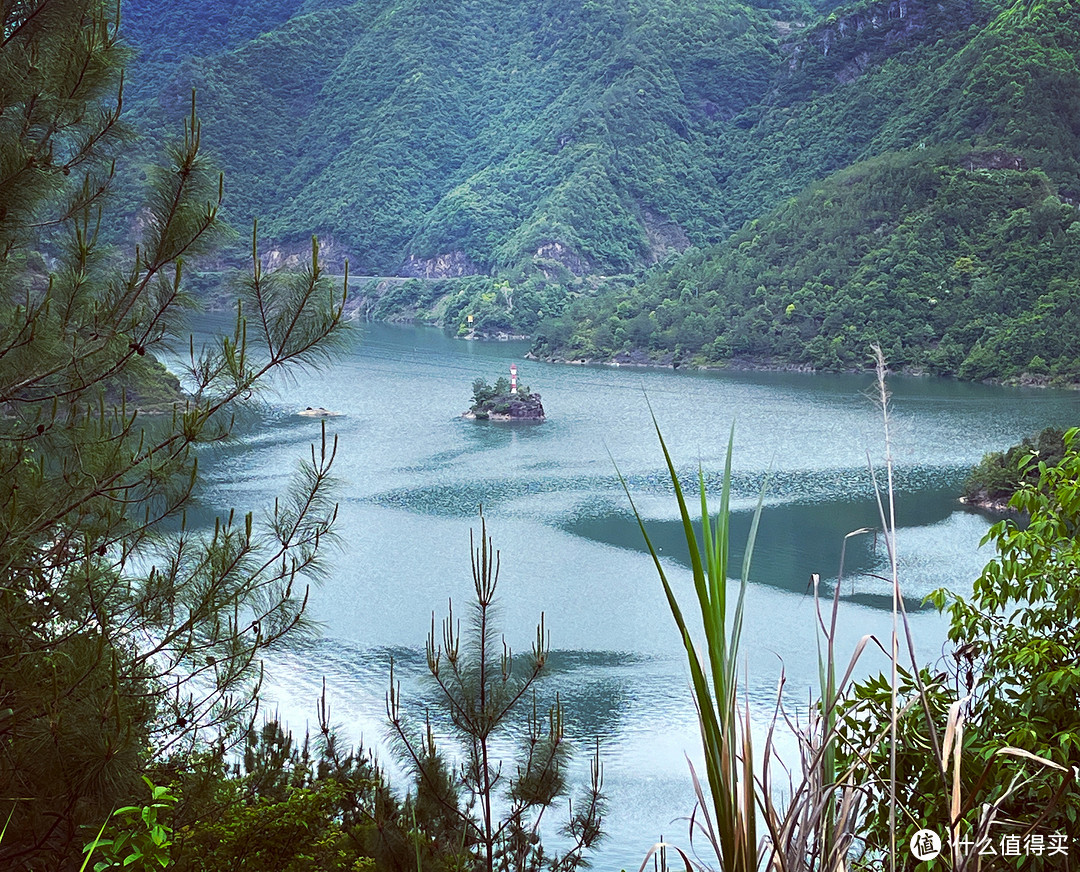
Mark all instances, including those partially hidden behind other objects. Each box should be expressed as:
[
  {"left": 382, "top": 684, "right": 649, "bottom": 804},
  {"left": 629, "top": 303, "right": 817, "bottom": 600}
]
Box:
[
  {"left": 841, "top": 433, "right": 1080, "bottom": 869},
  {"left": 358, "top": 276, "right": 575, "bottom": 338},
  {"left": 119, "top": 0, "right": 346, "bottom": 105},
  {"left": 963, "top": 426, "right": 1068, "bottom": 503},
  {"left": 124, "top": 0, "right": 791, "bottom": 274},
  {"left": 166, "top": 717, "right": 418, "bottom": 872},
  {"left": 539, "top": 0, "right": 1080, "bottom": 378},
  {"left": 941, "top": 432, "right": 1080, "bottom": 862},
  {"left": 535, "top": 150, "right": 1080, "bottom": 376}
]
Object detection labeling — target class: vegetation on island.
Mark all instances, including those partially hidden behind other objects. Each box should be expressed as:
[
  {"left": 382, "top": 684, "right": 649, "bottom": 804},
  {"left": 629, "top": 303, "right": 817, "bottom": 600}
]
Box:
[
  {"left": 468, "top": 376, "right": 545, "bottom": 420},
  {"left": 962, "top": 427, "right": 1069, "bottom": 508}
]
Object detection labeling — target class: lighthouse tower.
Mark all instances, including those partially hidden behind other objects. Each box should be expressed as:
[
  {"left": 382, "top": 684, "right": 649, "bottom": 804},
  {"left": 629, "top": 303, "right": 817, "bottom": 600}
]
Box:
[{"left": 509, "top": 363, "right": 518, "bottom": 394}]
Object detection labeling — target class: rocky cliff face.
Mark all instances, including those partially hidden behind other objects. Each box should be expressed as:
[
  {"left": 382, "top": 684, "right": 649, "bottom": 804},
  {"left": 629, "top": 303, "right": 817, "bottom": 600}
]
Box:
[
  {"left": 399, "top": 251, "right": 480, "bottom": 278},
  {"left": 502, "top": 394, "right": 545, "bottom": 420},
  {"left": 533, "top": 242, "right": 590, "bottom": 278},
  {"left": 261, "top": 236, "right": 357, "bottom": 273},
  {"left": 960, "top": 149, "right": 1026, "bottom": 171},
  {"left": 642, "top": 208, "right": 691, "bottom": 263}
]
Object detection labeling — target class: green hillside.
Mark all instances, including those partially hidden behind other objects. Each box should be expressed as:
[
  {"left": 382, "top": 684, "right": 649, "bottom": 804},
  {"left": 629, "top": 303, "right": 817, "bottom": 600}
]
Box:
[
  {"left": 533, "top": 149, "right": 1080, "bottom": 378},
  {"left": 121, "top": 0, "right": 348, "bottom": 105},
  {"left": 119, "top": 0, "right": 1080, "bottom": 379},
  {"left": 529, "top": 0, "right": 1080, "bottom": 377},
  {"left": 125, "top": 0, "right": 791, "bottom": 273}
]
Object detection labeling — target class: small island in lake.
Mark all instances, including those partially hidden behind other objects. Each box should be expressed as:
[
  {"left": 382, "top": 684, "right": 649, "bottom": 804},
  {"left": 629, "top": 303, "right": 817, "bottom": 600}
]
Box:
[
  {"left": 464, "top": 366, "right": 545, "bottom": 422},
  {"left": 297, "top": 406, "right": 344, "bottom": 417}
]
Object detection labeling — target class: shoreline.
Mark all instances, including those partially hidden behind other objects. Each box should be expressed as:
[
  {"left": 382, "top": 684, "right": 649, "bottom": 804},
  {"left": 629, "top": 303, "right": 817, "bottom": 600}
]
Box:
[
  {"left": 958, "top": 492, "right": 1022, "bottom": 516},
  {"left": 526, "top": 349, "right": 1080, "bottom": 388},
  {"left": 354, "top": 320, "right": 1080, "bottom": 388},
  {"left": 462, "top": 410, "right": 545, "bottom": 422}
]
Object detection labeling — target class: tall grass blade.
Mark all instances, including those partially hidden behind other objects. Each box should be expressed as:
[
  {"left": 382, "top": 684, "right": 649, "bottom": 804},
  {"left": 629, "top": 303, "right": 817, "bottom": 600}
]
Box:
[
  {"left": 80, "top": 815, "right": 112, "bottom": 872},
  {"left": 620, "top": 415, "right": 765, "bottom": 872}
]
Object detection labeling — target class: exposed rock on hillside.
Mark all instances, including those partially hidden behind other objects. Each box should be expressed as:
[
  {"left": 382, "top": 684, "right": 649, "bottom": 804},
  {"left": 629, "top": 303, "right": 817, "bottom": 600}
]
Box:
[
  {"left": 399, "top": 251, "right": 481, "bottom": 278},
  {"left": 534, "top": 242, "right": 589, "bottom": 278},
  {"left": 642, "top": 208, "right": 691, "bottom": 262},
  {"left": 780, "top": 0, "right": 979, "bottom": 81}
]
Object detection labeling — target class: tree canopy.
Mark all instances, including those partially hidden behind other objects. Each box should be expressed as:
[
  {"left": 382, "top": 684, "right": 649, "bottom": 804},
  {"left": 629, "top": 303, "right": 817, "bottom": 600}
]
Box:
[{"left": 0, "top": 1, "right": 346, "bottom": 866}]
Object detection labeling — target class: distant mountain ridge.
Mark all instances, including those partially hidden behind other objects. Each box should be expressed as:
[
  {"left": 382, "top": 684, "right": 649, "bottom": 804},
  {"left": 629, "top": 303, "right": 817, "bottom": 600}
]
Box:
[
  {"left": 122, "top": 0, "right": 816, "bottom": 273},
  {"left": 120, "top": 0, "right": 1080, "bottom": 379}
]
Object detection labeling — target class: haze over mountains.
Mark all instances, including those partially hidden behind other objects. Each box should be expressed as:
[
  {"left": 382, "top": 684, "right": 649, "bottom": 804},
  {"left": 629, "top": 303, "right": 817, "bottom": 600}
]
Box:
[{"left": 121, "top": 0, "right": 1080, "bottom": 378}]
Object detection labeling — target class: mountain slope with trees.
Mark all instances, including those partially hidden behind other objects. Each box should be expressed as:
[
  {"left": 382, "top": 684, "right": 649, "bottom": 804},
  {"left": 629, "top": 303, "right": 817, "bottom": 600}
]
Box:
[
  {"left": 118, "top": 0, "right": 1080, "bottom": 379},
  {"left": 530, "top": 0, "right": 1080, "bottom": 376},
  {"left": 124, "top": 0, "right": 792, "bottom": 274},
  {"left": 534, "top": 149, "right": 1080, "bottom": 377}
]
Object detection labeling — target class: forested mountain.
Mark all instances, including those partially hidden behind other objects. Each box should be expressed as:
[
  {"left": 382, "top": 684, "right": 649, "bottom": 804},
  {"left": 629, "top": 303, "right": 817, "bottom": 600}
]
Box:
[
  {"left": 536, "top": 0, "right": 1080, "bottom": 378},
  {"left": 535, "top": 150, "right": 1080, "bottom": 377},
  {"left": 123, "top": 0, "right": 791, "bottom": 272},
  {"left": 120, "top": 0, "right": 1080, "bottom": 378}
]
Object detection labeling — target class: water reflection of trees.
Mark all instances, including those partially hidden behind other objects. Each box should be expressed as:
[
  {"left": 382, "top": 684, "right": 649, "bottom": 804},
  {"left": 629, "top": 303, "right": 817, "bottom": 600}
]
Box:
[{"left": 562, "top": 484, "right": 964, "bottom": 610}]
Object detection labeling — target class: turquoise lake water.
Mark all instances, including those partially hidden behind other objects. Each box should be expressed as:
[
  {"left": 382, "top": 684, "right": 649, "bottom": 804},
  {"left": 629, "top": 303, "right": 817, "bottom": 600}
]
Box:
[{"left": 187, "top": 319, "right": 1078, "bottom": 870}]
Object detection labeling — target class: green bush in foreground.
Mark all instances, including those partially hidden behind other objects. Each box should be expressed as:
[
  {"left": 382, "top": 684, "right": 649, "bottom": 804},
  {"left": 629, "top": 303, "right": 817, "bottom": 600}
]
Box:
[
  {"left": 846, "top": 429, "right": 1080, "bottom": 869},
  {"left": 944, "top": 429, "right": 1080, "bottom": 857},
  {"left": 167, "top": 717, "right": 411, "bottom": 872}
]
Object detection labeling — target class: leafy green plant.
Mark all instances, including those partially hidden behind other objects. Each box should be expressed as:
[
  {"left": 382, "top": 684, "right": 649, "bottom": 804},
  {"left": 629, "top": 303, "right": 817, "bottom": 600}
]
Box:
[
  {"left": 623, "top": 423, "right": 886, "bottom": 872},
  {"left": 626, "top": 355, "right": 960, "bottom": 872},
  {"left": 832, "top": 352, "right": 1076, "bottom": 871},
  {"left": 472, "top": 378, "right": 497, "bottom": 408},
  {"left": 166, "top": 706, "right": 405, "bottom": 872},
  {"left": 937, "top": 428, "right": 1080, "bottom": 863},
  {"left": 83, "top": 778, "right": 177, "bottom": 872},
  {"left": 961, "top": 427, "right": 1067, "bottom": 504},
  {"left": 620, "top": 421, "right": 764, "bottom": 872}
]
